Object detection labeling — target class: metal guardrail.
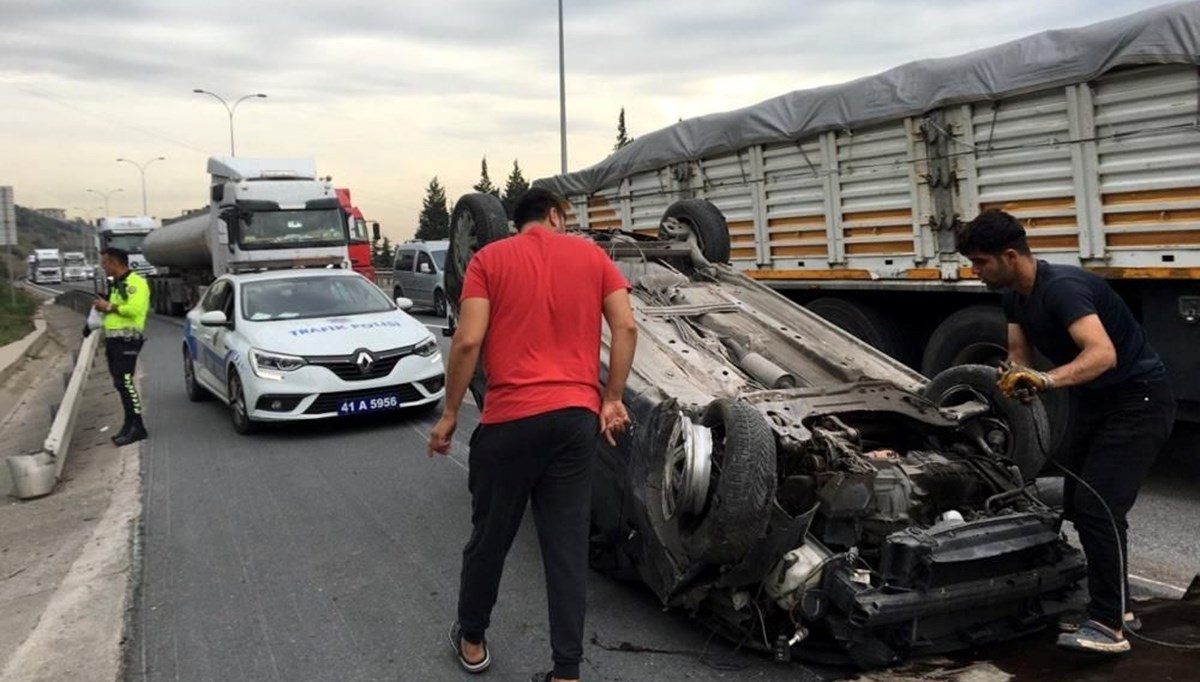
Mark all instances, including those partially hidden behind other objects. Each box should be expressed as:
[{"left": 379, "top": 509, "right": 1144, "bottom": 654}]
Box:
[
  {"left": 6, "top": 317, "right": 102, "bottom": 499},
  {"left": 375, "top": 268, "right": 393, "bottom": 291}
]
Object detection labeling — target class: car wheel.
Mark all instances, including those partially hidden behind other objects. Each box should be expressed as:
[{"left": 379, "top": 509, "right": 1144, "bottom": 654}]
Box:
[
  {"left": 922, "top": 306, "right": 1072, "bottom": 469},
  {"left": 660, "top": 199, "right": 732, "bottom": 265},
  {"left": 228, "top": 371, "right": 257, "bottom": 435},
  {"left": 183, "top": 346, "right": 208, "bottom": 402},
  {"left": 921, "top": 363, "right": 1049, "bottom": 480},
  {"left": 679, "top": 398, "right": 776, "bottom": 565},
  {"left": 434, "top": 289, "right": 447, "bottom": 318},
  {"left": 446, "top": 193, "right": 511, "bottom": 310}
]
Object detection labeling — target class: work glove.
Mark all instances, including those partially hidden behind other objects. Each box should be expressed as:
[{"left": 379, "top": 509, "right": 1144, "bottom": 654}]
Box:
[{"left": 996, "top": 361, "right": 1054, "bottom": 403}]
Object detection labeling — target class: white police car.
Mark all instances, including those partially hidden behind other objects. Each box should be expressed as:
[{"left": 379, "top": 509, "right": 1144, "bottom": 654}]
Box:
[{"left": 182, "top": 269, "right": 444, "bottom": 433}]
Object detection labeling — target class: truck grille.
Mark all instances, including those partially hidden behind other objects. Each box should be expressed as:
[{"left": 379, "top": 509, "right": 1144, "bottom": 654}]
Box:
[
  {"left": 305, "top": 384, "right": 425, "bottom": 414},
  {"left": 307, "top": 345, "right": 414, "bottom": 382}
]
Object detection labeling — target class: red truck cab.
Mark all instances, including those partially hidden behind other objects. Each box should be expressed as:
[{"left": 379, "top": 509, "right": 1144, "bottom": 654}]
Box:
[{"left": 336, "top": 188, "right": 377, "bottom": 283}]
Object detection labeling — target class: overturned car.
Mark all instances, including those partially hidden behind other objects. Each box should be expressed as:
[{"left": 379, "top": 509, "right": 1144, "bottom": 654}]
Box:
[{"left": 446, "top": 193, "right": 1086, "bottom": 668}]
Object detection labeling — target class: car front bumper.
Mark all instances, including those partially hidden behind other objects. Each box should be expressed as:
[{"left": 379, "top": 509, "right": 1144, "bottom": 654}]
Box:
[{"left": 241, "top": 351, "right": 445, "bottom": 421}]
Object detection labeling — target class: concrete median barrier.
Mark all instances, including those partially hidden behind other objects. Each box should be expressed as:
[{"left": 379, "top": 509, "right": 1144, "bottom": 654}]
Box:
[
  {"left": 0, "top": 316, "right": 49, "bottom": 386},
  {"left": 6, "top": 329, "right": 101, "bottom": 499}
]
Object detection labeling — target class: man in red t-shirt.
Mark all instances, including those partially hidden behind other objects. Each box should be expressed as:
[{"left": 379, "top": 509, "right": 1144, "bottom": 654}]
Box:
[{"left": 429, "top": 188, "right": 638, "bottom": 682}]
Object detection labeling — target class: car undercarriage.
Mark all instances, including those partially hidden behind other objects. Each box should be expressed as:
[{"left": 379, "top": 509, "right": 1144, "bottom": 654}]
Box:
[{"left": 446, "top": 194, "right": 1087, "bottom": 668}]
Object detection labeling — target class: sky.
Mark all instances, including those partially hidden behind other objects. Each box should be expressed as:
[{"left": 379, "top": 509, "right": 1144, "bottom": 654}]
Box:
[{"left": 0, "top": 0, "right": 1177, "bottom": 242}]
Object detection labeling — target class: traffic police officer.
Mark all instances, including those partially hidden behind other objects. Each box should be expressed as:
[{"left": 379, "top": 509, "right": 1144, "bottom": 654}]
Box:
[{"left": 94, "top": 247, "right": 150, "bottom": 446}]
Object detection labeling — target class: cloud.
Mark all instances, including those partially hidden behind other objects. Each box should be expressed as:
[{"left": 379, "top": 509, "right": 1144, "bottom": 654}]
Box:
[{"left": 0, "top": 0, "right": 1175, "bottom": 240}]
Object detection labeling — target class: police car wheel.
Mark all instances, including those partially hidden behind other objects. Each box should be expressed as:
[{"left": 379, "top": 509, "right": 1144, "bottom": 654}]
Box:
[
  {"left": 183, "top": 348, "right": 208, "bottom": 402},
  {"left": 228, "top": 372, "right": 257, "bottom": 435}
]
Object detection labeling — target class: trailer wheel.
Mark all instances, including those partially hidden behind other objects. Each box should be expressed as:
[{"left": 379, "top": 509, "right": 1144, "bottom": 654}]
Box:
[
  {"left": 922, "top": 305, "right": 1072, "bottom": 468},
  {"left": 806, "top": 297, "right": 917, "bottom": 368},
  {"left": 922, "top": 364, "right": 1049, "bottom": 479},
  {"left": 445, "top": 193, "right": 511, "bottom": 311},
  {"left": 660, "top": 199, "right": 732, "bottom": 265},
  {"left": 679, "top": 399, "right": 776, "bottom": 565}
]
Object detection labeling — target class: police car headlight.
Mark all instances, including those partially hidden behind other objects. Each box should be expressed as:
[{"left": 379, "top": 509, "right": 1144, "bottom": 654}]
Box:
[
  {"left": 250, "top": 349, "right": 307, "bottom": 380},
  {"left": 414, "top": 337, "right": 439, "bottom": 358}
]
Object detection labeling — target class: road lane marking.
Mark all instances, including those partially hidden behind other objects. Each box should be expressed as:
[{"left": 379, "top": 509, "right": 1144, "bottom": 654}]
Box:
[{"left": 1130, "top": 572, "right": 1187, "bottom": 594}]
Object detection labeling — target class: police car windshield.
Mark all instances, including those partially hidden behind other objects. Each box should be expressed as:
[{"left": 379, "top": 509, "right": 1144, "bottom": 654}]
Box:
[{"left": 241, "top": 276, "right": 395, "bottom": 321}]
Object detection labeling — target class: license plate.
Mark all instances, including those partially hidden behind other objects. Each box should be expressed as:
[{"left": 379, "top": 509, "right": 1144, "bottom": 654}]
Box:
[{"left": 337, "top": 393, "right": 401, "bottom": 415}]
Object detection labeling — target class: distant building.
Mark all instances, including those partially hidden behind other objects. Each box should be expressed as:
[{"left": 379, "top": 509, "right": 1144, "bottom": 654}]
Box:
[{"left": 36, "top": 208, "right": 67, "bottom": 221}]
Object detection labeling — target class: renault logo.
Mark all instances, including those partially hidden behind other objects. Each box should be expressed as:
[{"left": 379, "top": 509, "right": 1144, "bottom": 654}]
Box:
[{"left": 355, "top": 351, "right": 375, "bottom": 374}]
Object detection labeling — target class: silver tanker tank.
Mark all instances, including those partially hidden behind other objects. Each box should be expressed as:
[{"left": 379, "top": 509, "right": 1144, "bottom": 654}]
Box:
[{"left": 142, "top": 211, "right": 214, "bottom": 272}]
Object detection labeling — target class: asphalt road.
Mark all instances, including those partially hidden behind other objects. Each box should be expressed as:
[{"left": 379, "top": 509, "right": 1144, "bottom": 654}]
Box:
[
  {"left": 68, "top": 286, "right": 1191, "bottom": 681},
  {"left": 123, "top": 314, "right": 827, "bottom": 682}
]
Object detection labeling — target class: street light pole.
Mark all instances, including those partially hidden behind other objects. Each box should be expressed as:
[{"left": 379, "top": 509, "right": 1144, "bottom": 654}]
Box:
[
  {"left": 558, "top": 0, "right": 567, "bottom": 174},
  {"left": 71, "top": 206, "right": 104, "bottom": 261},
  {"left": 116, "top": 156, "right": 166, "bottom": 215},
  {"left": 192, "top": 89, "right": 268, "bottom": 156},
  {"left": 86, "top": 188, "right": 123, "bottom": 216}
]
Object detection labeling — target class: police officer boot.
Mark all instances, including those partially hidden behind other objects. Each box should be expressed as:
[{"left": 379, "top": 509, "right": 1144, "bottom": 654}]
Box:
[
  {"left": 111, "top": 421, "right": 132, "bottom": 444},
  {"left": 113, "top": 417, "right": 147, "bottom": 446}
]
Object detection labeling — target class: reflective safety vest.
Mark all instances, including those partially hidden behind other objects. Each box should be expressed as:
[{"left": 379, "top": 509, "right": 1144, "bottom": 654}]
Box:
[{"left": 103, "top": 270, "right": 150, "bottom": 334}]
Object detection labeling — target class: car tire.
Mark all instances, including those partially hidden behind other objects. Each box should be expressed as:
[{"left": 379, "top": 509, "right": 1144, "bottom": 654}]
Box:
[
  {"left": 183, "top": 346, "right": 208, "bottom": 402},
  {"left": 228, "top": 371, "right": 257, "bottom": 435},
  {"left": 446, "top": 193, "right": 511, "bottom": 311},
  {"left": 922, "top": 305, "right": 1072, "bottom": 469},
  {"left": 680, "top": 398, "right": 777, "bottom": 565},
  {"left": 660, "top": 199, "right": 732, "bottom": 265},
  {"left": 433, "top": 289, "right": 447, "bottom": 318},
  {"left": 921, "top": 364, "right": 1049, "bottom": 480},
  {"left": 806, "top": 297, "right": 917, "bottom": 368}
]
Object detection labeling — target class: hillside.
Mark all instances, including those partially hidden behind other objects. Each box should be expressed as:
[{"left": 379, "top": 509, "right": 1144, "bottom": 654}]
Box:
[{"left": 1, "top": 206, "right": 90, "bottom": 276}]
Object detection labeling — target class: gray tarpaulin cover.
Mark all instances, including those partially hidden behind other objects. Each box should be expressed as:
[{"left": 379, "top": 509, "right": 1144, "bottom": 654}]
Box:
[{"left": 534, "top": 1, "right": 1200, "bottom": 197}]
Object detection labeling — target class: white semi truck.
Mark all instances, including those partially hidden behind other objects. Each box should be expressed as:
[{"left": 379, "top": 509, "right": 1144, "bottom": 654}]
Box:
[
  {"left": 93, "top": 216, "right": 158, "bottom": 293},
  {"left": 62, "top": 251, "right": 88, "bottom": 281},
  {"left": 30, "top": 249, "right": 63, "bottom": 285},
  {"left": 534, "top": 1, "right": 1200, "bottom": 440},
  {"left": 143, "top": 157, "right": 351, "bottom": 315}
]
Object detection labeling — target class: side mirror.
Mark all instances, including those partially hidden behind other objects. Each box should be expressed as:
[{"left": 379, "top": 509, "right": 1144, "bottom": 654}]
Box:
[
  {"left": 419, "top": 263, "right": 432, "bottom": 274},
  {"left": 199, "top": 310, "right": 230, "bottom": 327},
  {"left": 395, "top": 297, "right": 414, "bottom": 311},
  {"left": 372, "top": 222, "right": 381, "bottom": 241}
]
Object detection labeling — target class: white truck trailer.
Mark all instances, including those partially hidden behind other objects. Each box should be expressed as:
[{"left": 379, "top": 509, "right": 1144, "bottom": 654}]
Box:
[
  {"left": 534, "top": 1, "right": 1200, "bottom": 438},
  {"left": 143, "top": 157, "right": 351, "bottom": 315}
]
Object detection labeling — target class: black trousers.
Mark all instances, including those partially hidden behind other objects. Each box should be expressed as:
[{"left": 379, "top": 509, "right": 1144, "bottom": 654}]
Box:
[
  {"left": 1064, "top": 377, "right": 1176, "bottom": 630},
  {"left": 457, "top": 407, "right": 597, "bottom": 680},
  {"left": 105, "top": 338, "right": 145, "bottom": 427}
]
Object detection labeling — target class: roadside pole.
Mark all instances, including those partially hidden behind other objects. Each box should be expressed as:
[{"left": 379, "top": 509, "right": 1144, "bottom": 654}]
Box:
[{"left": 1, "top": 186, "right": 17, "bottom": 304}]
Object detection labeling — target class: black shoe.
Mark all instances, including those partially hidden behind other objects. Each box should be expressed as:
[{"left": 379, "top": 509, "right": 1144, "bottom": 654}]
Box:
[
  {"left": 113, "top": 423, "right": 148, "bottom": 446},
  {"left": 530, "top": 673, "right": 552, "bottom": 682},
  {"left": 448, "top": 621, "right": 490, "bottom": 674},
  {"left": 110, "top": 422, "right": 131, "bottom": 444}
]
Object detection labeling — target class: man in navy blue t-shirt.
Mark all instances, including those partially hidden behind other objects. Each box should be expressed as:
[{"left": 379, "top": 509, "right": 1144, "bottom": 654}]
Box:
[{"left": 956, "top": 209, "right": 1176, "bottom": 655}]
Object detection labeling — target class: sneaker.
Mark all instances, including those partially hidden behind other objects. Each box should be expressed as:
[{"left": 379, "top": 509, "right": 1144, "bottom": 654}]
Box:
[
  {"left": 1056, "top": 621, "right": 1131, "bottom": 654},
  {"left": 1058, "top": 611, "right": 1141, "bottom": 633},
  {"left": 448, "top": 621, "right": 490, "bottom": 674}
]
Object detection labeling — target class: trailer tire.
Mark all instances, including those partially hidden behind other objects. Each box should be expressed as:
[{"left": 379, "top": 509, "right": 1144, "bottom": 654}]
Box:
[
  {"left": 445, "top": 193, "right": 511, "bottom": 312},
  {"left": 806, "top": 297, "right": 917, "bottom": 368},
  {"left": 922, "top": 364, "right": 1049, "bottom": 479},
  {"left": 660, "top": 199, "right": 732, "bottom": 265},
  {"left": 680, "top": 398, "right": 776, "bottom": 565},
  {"left": 922, "top": 305, "right": 1072, "bottom": 468}
]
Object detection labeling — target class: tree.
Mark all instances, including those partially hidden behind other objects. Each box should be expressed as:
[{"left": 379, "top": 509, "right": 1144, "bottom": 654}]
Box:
[
  {"left": 416, "top": 176, "right": 450, "bottom": 241},
  {"left": 614, "top": 107, "right": 634, "bottom": 151},
  {"left": 373, "top": 235, "right": 393, "bottom": 268},
  {"left": 473, "top": 156, "right": 499, "bottom": 197},
  {"left": 501, "top": 160, "right": 530, "bottom": 220}
]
